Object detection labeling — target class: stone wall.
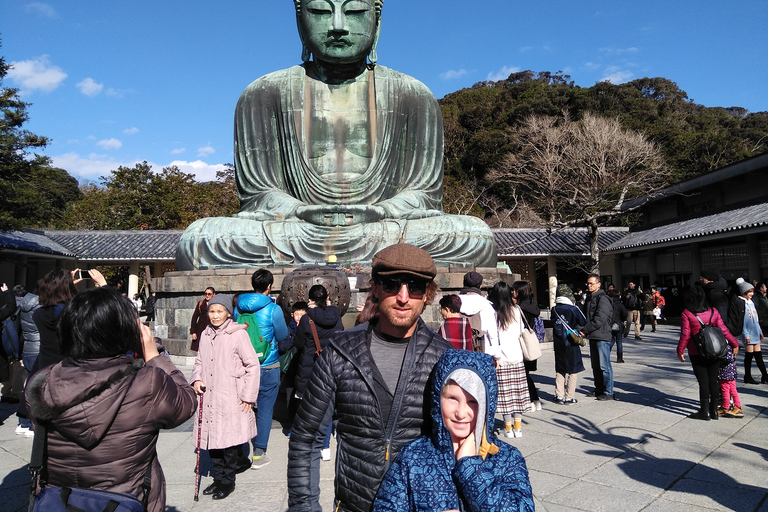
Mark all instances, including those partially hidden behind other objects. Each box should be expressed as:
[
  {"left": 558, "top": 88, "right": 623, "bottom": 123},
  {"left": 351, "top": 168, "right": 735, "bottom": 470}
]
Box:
[{"left": 152, "top": 265, "right": 519, "bottom": 356}]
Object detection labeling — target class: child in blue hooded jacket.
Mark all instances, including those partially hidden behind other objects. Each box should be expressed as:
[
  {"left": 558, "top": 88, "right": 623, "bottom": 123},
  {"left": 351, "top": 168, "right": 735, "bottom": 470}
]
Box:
[{"left": 373, "top": 349, "right": 535, "bottom": 512}]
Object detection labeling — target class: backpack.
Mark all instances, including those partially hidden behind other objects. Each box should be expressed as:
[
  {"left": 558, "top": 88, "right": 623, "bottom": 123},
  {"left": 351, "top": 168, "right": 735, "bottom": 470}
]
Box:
[
  {"left": 237, "top": 312, "right": 269, "bottom": 363},
  {"left": 693, "top": 310, "right": 728, "bottom": 360},
  {"left": 464, "top": 312, "right": 485, "bottom": 352},
  {"left": 1, "top": 308, "right": 22, "bottom": 359},
  {"left": 624, "top": 292, "right": 638, "bottom": 310}
]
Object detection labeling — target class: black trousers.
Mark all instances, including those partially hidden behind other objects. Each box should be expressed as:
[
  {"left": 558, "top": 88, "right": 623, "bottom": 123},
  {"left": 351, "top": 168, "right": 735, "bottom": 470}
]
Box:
[
  {"left": 209, "top": 445, "right": 249, "bottom": 486},
  {"left": 690, "top": 355, "right": 720, "bottom": 403}
]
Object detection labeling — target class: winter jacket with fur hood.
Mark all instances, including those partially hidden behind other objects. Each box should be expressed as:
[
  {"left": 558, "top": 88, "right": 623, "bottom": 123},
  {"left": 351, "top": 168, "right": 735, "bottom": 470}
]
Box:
[
  {"left": 26, "top": 354, "right": 197, "bottom": 512},
  {"left": 191, "top": 318, "right": 260, "bottom": 449},
  {"left": 287, "top": 318, "right": 451, "bottom": 512},
  {"left": 373, "top": 349, "right": 534, "bottom": 512}
]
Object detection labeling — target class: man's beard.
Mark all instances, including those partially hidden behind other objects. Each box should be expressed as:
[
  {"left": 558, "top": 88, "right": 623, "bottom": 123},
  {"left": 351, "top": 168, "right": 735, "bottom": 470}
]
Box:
[{"left": 378, "top": 302, "right": 422, "bottom": 330}]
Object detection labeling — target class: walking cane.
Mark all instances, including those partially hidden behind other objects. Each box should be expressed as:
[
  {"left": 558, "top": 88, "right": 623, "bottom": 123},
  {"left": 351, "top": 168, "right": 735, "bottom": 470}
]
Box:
[{"left": 194, "top": 392, "right": 204, "bottom": 501}]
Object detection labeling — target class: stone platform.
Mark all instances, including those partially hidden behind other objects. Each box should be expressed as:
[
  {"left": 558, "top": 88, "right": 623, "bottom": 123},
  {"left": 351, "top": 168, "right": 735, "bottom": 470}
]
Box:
[{"left": 152, "top": 265, "right": 518, "bottom": 356}]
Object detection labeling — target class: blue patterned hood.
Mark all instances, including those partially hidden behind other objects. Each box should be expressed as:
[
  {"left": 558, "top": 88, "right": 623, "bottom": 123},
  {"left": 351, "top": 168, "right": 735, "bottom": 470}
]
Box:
[{"left": 430, "top": 349, "right": 500, "bottom": 460}]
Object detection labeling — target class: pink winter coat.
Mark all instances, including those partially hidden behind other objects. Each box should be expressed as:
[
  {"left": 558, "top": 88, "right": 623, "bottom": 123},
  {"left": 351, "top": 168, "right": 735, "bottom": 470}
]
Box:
[
  {"left": 191, "top": 319, "right": 260, "bottom": 450},
  {"left": 678, "top": 308, "right": 738, "bottom": 357}
]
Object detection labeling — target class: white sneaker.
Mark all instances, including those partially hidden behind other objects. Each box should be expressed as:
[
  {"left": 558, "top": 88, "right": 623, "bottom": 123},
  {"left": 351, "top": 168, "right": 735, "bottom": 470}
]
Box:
[
  {"left": 526, "top": 403, "right": 536, "bottom": 413},
  {"left": 320, "top": 448, "right": 331, "bottom": 461},
  {"left": 534, "top": 400, "right": 542, "bottom": 411},
  {"left": 513, "top": 429, "right": 523, "bottom": 438},
  {"left": 15, "top": 425, "right": 30, "bottom": 436},
  {"left": 503, "top": 429, "right": 514, "bottom": 439}
]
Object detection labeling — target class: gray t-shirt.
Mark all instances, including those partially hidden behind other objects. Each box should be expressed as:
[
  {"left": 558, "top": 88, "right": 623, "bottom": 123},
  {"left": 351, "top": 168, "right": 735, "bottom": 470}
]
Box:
[{"left": 370, "top": 329, "right": 409, "bottom": 394}]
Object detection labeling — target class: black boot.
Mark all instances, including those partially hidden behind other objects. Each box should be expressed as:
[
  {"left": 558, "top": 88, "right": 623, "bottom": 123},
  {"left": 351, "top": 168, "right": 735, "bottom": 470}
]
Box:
[
  {"left": 689, "top": 399, "right": 710, "bottom": 421},
  {"left": 709, "top": 400, "right": 719, "bottom": 420},
  {"left": 753, "top": 352, "right": 768, "bottom": 383},
  {"left": 617, "top": 352, "right": 625, "bottom": 363},
  {"left": 744, "top": 352, "right": 758, "bottom": 384}
]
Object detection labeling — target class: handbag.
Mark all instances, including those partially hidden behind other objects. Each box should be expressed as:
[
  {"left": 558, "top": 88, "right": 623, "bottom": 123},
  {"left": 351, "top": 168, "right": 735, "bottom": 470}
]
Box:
[
  {"left": 553, "top": 309, "right": 586, "bottom": 347},
  {"left": 519, "top": 313, "right": 542, "bottom": 361},
  {"left": 29, "top": 372, "right": 150, "bottom": 512}
]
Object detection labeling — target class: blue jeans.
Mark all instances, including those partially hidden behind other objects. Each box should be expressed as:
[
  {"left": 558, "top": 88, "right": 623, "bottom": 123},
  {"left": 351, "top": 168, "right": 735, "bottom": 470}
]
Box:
[
  {"left": 589, "top": 340, "right": 614, "bottom": 396},
  {"left": 252, "top": 367, "right": 280, "bottom": 452},
  {"left": 611, "top": 330, "right": 623, "bottom": 354}
]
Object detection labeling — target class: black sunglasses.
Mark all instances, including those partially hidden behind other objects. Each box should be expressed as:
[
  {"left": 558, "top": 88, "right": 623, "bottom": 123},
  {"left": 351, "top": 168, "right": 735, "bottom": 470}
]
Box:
[{"left": 377, "top": 277, "right": 430, "bottom": 298}]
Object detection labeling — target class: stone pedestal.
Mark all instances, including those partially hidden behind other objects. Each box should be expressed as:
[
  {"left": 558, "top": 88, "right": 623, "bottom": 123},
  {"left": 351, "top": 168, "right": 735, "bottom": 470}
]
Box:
[{"left": 152, "top": 265, "right": 518, "bottom": 356}]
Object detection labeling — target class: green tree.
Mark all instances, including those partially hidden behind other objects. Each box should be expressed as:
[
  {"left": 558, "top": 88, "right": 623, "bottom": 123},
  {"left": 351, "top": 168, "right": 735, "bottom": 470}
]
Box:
[
  {"left": 60, "top": 162, "right": 239, "bottom": 230},
  {"left": 0, "top": 40, "right": 79, "bottom": 229}
]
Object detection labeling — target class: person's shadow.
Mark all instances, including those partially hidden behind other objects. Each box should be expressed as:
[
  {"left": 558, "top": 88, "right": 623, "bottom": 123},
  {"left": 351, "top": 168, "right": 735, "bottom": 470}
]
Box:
[
  {"left": 0, "top": 466, "right": 33, "bottom": 512},
  {"left": 549, "top": 413, "right": 768, "bottom": 511}
]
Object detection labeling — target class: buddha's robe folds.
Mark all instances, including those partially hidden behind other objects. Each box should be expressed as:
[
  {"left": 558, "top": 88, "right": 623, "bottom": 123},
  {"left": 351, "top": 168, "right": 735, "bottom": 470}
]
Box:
[{"left": 176, "top": 65, "right": 496, "bottom": 270}]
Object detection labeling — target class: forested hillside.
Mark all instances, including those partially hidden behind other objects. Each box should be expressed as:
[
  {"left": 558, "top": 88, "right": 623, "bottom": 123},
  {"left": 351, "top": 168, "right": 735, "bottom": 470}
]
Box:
[{"left": 439, "top": 71, "right": 768, "bottom": 205}]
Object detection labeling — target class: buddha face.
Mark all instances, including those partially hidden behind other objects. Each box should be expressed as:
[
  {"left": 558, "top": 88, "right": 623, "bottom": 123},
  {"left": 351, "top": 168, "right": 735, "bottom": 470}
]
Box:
[{"left": 300, "top": 0, "right": 378, "bottom": 64}]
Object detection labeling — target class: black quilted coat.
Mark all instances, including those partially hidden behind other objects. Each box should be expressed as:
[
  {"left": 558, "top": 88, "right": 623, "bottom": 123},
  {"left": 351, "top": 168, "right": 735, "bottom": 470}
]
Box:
[{"left": 287, "top": 318, "right": 451, "bottom": 512}]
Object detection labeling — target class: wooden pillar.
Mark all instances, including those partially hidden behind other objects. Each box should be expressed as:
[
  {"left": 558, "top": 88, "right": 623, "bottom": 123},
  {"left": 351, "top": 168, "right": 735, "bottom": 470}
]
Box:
[
  {"left": 690, "top": 243, "right": 702, "bottom": 285},
  {"left": 128, "top": 261, "right": 140, "bottom": 300},
  {"left": 547, "top": 256, "right": 557, "bottom": 309}
]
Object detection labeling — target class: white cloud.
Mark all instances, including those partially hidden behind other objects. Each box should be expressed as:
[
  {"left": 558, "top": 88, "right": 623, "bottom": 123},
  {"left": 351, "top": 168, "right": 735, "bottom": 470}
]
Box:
[
  {"left": 169, "top": 160, "right": 229, "bottom": 182},
  {"left": 600, "top": 47, "right": 639, "bottom": 56},
  {"left": 197, "top": 146, "right": 215, "bottom": 157},
  {"left": 97, "top": 138, "right": 122, "bottom": 150},
  {"left": 171, "top": 148, "right": 186, "bottom": 155},
  {"left": 123, "top": 127, "right": 140, "bottom": 135},
  {"left": 486, "top": 66, "right": 521, "bottom": 82},
  {"left": 51, "top": 153, "right": 228, "bottom": 183},
  {"left": 7, "top": 55, "right": 67, "bottom": 93},
  {"left": 601, "top": 67, "right": 633, "bottom": 84},
  {"left": 105, "top": 87, "right": 132, "bottom": 98},
  {"left": 518, "top": 46, "right": 534, "bottom": 54},
  {"left": 440, "top": 69, "right": 468, "bottom": 80},
  {"left": 26, "top": 2, "right": 57, "bottom": 18},
  {"left": 76, "top": 77, "right": 104, "bottom": 97}
]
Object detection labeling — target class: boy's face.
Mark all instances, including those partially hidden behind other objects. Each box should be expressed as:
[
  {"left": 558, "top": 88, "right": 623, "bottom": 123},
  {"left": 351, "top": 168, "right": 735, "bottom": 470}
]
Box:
[
  {"left": 208, "top": 304, "right": 230, "bottom": 327},
  {"left": 292, "top": 309, "right": 307, "bottom": 323},
  {"left": 441, "top": 383, "right": 478, "bottom": 444}
]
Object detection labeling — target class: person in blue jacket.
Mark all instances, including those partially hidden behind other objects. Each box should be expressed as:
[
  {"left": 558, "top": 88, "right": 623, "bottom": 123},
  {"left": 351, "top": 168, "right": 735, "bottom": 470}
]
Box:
[
  {"left": 234, "top": 269, "right": 288, "bottom": 469},
  {"left": 373, "top": 349, "right": 535, "bottom": 512}
]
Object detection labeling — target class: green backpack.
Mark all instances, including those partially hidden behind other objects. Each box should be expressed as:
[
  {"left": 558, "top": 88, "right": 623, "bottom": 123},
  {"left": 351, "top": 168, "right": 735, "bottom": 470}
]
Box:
[{"left": 237, "top": 311, "right": 269, "bottom": 363}]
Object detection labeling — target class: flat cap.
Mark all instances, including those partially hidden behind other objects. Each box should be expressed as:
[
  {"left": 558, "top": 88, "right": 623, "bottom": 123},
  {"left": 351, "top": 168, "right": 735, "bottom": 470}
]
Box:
[{"left": 372, "top": 243, "right": 436, "bottom": 280}]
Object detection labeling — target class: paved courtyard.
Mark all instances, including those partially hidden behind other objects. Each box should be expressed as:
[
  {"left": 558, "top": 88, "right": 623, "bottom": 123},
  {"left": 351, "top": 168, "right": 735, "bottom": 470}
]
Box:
[{"left": 1, "top": 323, "right": 767, "bottom": 511}]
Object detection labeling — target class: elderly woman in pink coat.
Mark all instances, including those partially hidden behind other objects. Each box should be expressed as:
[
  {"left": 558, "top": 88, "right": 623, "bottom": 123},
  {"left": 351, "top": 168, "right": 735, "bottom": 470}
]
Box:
[{"left": 191, "top": 294, "right": 260, "bottom": 500}]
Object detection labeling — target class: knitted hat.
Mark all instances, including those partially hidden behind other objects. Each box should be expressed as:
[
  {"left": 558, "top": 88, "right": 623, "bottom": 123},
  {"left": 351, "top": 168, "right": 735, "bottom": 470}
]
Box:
[
  {"left": 207, "top": 294, "right": 233, "bottom": 315},
  {"left": 556, "top": 284, "right": 576, "bottom": 302},
  {"left": 372, "top": 243, "right": 436, "bottom": 280},
  {"left": 700, "top": 269, "right": 720, "bottom": 282},
  {"left": 461, "top": 271, "right": 484, "bottom": 294},
  {"left": 736, "top": 277, "right": 754, "bottom": 295}
]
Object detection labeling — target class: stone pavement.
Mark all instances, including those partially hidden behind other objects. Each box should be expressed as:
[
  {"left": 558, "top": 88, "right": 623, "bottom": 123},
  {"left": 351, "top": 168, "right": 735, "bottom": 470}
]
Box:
[{"left": 1, "top": 323, "right": 767, "bottom": 511}]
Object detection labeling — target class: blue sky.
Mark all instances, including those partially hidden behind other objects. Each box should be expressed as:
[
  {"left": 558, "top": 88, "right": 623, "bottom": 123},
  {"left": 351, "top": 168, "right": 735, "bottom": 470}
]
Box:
[{"left": 2, "top": 1, "right": 766, "bottom": 184}]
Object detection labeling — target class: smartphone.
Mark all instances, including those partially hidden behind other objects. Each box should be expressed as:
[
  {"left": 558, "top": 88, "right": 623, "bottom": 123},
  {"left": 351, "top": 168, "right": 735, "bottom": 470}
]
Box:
[{"left": 73, "top": 270, "right": 82, "bottom": 280}]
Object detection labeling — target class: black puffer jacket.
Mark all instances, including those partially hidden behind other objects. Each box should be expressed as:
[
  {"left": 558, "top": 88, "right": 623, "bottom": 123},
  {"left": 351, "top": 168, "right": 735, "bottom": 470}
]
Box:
[
  {"left": 293, "top": 305, "right": 344, "bottom": 396},
  {"left": 287, "top": 318, "right": 451, "bottom": 512},
  {"left": 703, "top": 278, "right": 730, "bottom": 322},
  {"left": 584, "top": 289, "right": 613, "bottom": 341}
]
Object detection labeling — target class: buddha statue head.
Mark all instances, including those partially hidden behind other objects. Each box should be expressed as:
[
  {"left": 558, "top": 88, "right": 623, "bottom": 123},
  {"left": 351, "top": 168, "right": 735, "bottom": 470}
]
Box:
[{"left": 294, "top": 0, "right": 383, "bottom": 65}]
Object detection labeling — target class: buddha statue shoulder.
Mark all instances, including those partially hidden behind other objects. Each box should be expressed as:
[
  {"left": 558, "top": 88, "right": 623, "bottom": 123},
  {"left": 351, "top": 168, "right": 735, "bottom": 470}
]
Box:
[{"left": 176, "top": 0, "right": 496, "bottom": 269}]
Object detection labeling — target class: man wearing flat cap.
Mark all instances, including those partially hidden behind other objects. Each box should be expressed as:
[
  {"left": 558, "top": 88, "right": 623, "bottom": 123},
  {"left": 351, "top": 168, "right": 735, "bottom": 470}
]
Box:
[{"left": 287, "top": 243, "right": 451, "bottom": 512}]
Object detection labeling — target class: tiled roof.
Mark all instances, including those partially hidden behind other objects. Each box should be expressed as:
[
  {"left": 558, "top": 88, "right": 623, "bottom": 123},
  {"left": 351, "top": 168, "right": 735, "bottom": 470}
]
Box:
[
  {"left": 0, "top": 230, "right": 77, "bottom": 257},
  {"left": 493, "top": 227, "right": 629, "bottom": 256},
  {"left": 607, "top": 201, "right": 768, "bottom": 251},
  {"left": 44, "top": 230, "right": 183, "bottom": 261}
]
